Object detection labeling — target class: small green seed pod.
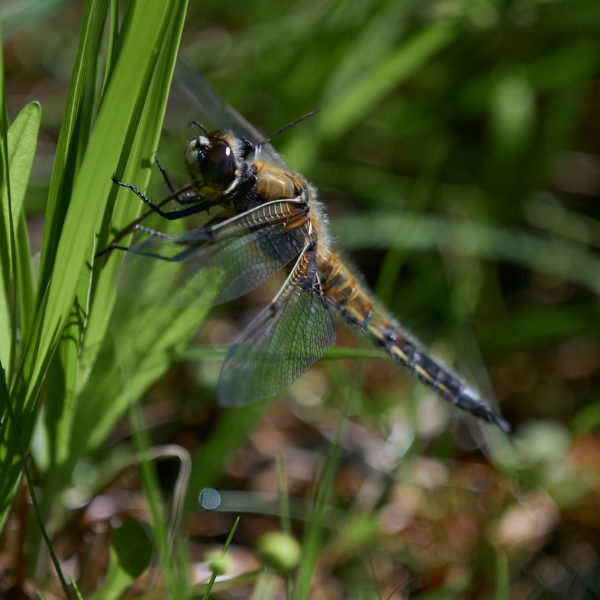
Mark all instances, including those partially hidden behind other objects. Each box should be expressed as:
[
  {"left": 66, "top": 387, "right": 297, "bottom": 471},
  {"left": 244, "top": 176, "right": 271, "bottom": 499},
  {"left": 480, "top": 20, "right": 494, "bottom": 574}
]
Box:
[
  {"left": 256, "top": 531, "right": 301, "bottom": 574},
  {"left": 205, "top": 549, "right": 230, "bottom": 576}
]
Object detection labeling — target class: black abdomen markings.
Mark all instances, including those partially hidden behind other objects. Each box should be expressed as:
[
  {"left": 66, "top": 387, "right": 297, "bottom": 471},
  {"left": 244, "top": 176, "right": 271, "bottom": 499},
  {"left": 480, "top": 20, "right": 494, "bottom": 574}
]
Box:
[
  {"left": 317, "top": 251, "right": 510, "bottom": 432},
  {"left": 318, "top": 253, "right": 374, "bottom": 332}
]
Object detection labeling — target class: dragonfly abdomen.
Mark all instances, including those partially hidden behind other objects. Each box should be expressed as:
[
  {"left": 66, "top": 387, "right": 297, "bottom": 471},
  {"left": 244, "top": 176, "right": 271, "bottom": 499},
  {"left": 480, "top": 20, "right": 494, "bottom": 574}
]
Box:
[
  {"left": 317, "top": 252, "right": 509, "bottom": 431},
  {"left": 373, "top": 321, "right": 509, "bottom": 430},
  {"left": 318, "top": 252, "right": 374, "bottom": 328}
]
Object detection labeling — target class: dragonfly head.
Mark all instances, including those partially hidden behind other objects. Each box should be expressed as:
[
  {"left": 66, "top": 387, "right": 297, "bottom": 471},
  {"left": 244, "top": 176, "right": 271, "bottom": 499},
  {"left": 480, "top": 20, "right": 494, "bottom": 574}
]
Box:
[{"left": 185, "top": 130, "right": 237, "bottom": 195}]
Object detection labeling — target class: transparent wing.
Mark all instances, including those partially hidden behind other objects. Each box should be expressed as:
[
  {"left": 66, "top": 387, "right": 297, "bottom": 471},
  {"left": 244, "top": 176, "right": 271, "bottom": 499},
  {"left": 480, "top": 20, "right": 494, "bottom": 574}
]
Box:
[
  {"left": 173, "top": 59, "right": 288, "bottom": 168},
  {"left": 118, "top": 222, "right": 305, "bottom": 308},
  {"left": 218, "top": 255, "right": 336, "bottom": 406}
]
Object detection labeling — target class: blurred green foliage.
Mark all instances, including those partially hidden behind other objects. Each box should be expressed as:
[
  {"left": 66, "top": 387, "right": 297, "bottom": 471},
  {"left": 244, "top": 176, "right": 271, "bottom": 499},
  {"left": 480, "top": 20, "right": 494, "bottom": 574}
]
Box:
[{"left": 1, "top": 0, "right": 599, "bottom": 598}]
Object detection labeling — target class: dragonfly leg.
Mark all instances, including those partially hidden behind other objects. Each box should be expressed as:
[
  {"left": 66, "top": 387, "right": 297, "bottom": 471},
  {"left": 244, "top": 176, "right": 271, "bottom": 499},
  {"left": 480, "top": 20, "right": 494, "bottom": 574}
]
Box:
[
  {"left": 153, "top": 158, "right": 213, "bottom": 208},
  {"left": 134, "top": 224, "right": 176, "bottom": 240},
  {"left": 107, "top": 198, "right": 309, "bottom": 263},
  {"left": 112, "top": 176, "right": 216, "bottom": 220},
  {"left": 153, "top": 157, "right": 175, "bottom": 193},
  {"left": 98, "top": 226, "right": 177, "bottom": 260}
]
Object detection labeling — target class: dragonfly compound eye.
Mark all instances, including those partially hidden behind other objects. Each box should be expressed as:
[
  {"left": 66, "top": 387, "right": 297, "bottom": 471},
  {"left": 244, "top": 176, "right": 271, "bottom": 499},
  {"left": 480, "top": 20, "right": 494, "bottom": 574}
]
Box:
[
  {"left": 185, "top": 134, "right": 236, "bottom": 192},
  {"left": 203, "top": 138, "right": 236, "bottom": 191}
]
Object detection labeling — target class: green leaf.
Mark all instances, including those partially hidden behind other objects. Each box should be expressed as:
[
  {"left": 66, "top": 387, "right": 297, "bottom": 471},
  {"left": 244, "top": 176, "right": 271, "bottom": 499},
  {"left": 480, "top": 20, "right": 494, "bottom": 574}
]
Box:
[
  {"left": 70, "top": 299, "right": 204, "bottom": 462},
  {"left": 6, "top": 101, "right": 40, "bottom": 380},
  {"left": 87, "top": 521, "right": 152, "bottom": 600},
  {"left": 39, "top": 0, "right": 110, "bottom": 480},
  {"left": 68, "top": 0, "right": 191, "bottom": 471},
  {"left": 0, "top": 0, "right": 186, "bottom": 532},
  {"left": 37, "top": 0, "right": 109, "bottom": 294},
  {"left": 37, "top": 0, "right": 190, "bottom": 558},
  {"left": 0, "top": 30, "right": 15, "bottom": 376},
  {"left": 0, "top": 97, "right": 39, "bottom": 387},
  {"left": 6, "top": 102, "right": 41, "bottom": 224},
  {"left": 131, "top": 405, "right": 189, "bottom": 599}
]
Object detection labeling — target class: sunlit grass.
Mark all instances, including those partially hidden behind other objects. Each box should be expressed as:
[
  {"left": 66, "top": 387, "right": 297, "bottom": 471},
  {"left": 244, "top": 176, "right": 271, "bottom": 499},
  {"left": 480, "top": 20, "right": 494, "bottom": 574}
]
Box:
[{"left": 1, "top": 0, "right": 599, "bottom": 597}]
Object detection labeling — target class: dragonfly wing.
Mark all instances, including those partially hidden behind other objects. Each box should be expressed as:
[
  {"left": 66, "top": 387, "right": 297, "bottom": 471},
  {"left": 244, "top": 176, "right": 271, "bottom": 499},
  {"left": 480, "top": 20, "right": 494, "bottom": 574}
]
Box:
[
  {"left": 218, "top": 253, "right": 336, "bottom": 406},
  {"left": 174, "top": 60, "right": 288, "bottom": 168},
  {"left": 118, "top": 222, "right": 305, "bottom": 308}
]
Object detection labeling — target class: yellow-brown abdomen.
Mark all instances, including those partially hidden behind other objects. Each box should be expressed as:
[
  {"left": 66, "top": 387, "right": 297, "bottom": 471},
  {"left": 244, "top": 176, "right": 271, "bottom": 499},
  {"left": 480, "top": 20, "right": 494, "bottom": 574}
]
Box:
[
  {"left": 317, "top": 251, "right": 405, "bottom": 348},
  {"left": 318, "top": 252, "right": 376, "bottom": 330}
]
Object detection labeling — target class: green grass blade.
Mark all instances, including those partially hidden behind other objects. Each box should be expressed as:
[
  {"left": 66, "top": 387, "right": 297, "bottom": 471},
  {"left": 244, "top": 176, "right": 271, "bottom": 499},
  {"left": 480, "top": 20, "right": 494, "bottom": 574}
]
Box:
[
  {"left": 0, "top": 0, "right": 186, "bottom": 531},
  {"left": 37, "top": 0, "right": 110, "bottom": 296},
  {"left": 184, "top": 402, "right": 270, "bottom": 514},
  {"left": 0, "top": 363, "right": 75, "bottom": 600},
  {"left": 131, "top": 403, "right": 188, "bottom": 600},
  {"left": 68, "top": 576, "right": 84, "bottom": 600},
  {"left": 81, "top": 0, "right": 188, "bottom": 376},
  {"left": 38, "top": 0, "right": 189, "bottom": 557},
  {"left": 102, "top": 0, "right": 120, "bottom": 95},
  {"left": 67, "top": 0, "right": 190, "bottom": 472},
  {"left": 0, "top": 31, "right": 17, "bottom": 379},
  {"left": 5, "top": 102, "right": 40, "bottom": 343},
  {"left": 201, "top": 517, "right": 240, "bottom": 600},
  {"left": 69, "top": 299, "right": 204, "bottom": 464},
  {"left": 494, "top": 552, "right": 510, "bottom": 600},
  {"left": 334, "top": 213, "right": 600, "bottom": 294},
  {"left": 295, "top": 422, "right": 344, "bottom": 599},
  {"left": 318, "top": 21, "right": 458, "bottom": 141},
  {"left": 87, "top": 520, "right": 153, "bottom": 600},
  {"left": 0, "top": 98, "right": 40, "bottom": 387},
  {"left": 35, "top": 0, "right": 110, "bottom": 488}
]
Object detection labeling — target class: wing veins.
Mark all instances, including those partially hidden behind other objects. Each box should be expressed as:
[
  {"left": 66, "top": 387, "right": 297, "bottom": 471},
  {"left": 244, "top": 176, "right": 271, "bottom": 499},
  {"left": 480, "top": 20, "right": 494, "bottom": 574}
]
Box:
[{"left": 218, "top": 244, "right": 336, "bottom": 406}]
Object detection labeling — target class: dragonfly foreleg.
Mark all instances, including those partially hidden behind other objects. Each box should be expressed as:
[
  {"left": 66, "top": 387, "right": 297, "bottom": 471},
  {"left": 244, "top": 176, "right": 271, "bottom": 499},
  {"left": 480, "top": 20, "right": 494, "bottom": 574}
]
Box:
[
  {"left": 111, "top": 176, "right": 217, "bottom": 220},
  {"left": 106, "top": 198, "right": 310, "bottom": 265},
  {"left": 153, "top": 157, "right": 175, "bottom": 193},
  {"left": 134, "top": 224, "right": 176, "bottom": 240}
]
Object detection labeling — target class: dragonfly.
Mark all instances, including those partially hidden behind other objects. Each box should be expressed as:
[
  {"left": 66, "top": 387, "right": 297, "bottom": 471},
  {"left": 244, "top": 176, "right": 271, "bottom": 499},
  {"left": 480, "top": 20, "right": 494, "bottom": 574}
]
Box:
[{"left": 109, "top": 64, "right": 509, "bottom": 432}]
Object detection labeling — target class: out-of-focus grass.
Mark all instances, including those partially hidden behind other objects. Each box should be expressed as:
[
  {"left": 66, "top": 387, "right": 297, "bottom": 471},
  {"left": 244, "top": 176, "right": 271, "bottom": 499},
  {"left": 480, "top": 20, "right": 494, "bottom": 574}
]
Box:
[{"left": 1, "top": 0, "right": 599, "bottom": 598}]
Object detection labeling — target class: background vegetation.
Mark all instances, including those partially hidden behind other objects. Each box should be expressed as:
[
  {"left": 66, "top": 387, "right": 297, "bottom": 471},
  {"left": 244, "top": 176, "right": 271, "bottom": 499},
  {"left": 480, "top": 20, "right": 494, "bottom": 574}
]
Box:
[{"left": 0, "top": 0, "right": 599, "bottom": 598}]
